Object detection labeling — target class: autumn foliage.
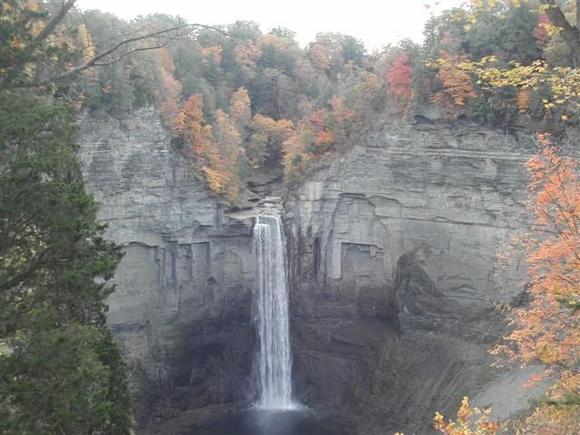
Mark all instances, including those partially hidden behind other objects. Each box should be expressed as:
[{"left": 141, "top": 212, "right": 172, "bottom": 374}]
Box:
[
  {"left": 175, "top": 94, "right": 244, "bottom": 201},
  {"left": 282, "top": 96, "right": 357, "bottom": 179},
  {"left": 431, "top": 52, "right": 477, "bottom": 117},
  {"left": 158, "top": 49, "right": 183, "bottom": 134},
  {"left": 386, "top": 52, "right": 413, "bottom": 112},
  {"left": 433, "top": 397, "right": 499, "bottom": 435},
  {"left": 484, "top": 133, "right": 579, "bottom": 433},
  {"left": 496, "top": 133, "right": 579, "bottom": 392}
]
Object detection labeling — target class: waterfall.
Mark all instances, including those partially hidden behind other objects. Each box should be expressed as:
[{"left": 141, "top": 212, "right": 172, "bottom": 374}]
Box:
[{"left": 253, "top": 215, "right": 295, "bottom": 410}]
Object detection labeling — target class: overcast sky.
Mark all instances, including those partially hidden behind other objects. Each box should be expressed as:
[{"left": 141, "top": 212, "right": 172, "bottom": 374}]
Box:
[{"left": 76, "top": 0, "right": 464, "bottom": 51}]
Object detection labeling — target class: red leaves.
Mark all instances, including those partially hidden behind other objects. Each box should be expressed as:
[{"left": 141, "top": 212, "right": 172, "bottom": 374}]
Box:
[{"left": 386, "top": 53, "right": 413, "bottom": 98}]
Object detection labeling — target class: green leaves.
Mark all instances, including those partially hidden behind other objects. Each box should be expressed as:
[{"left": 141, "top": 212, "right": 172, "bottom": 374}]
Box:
[
  {"left": 0, "top": 91, "right": 131, "bottom": 433},
  {"left": 0, "top": 324, "right": 131, "bottom": 434}
]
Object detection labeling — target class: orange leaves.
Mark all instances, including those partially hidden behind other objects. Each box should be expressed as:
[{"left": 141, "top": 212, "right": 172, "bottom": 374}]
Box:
[
  {"left": 430, "top": 52, "right": 477, "bottom": 117},
  {"left": 234, "top": 42, "right": 261, "bottom": 77},
  {"left": 247, "top": 114, "right": 294, "bottom": 168},
  {"left": 230, "top": 87, "right": 252, "bottom": 129},
  {"left": 201, "top": 45, "right": 223, "bottom": 64},
  {"left": 434, "top": 397, "right": 499, "bottom": 435},
  {"left": 315, "top": 130, "right": 334, "bottom": 147},
  {"left": 159, "top": 49, "right": 183, "bottom": 134},
  {"left": 308, "top": 43, "right": 331, "bottom": 72},
  {"left": 495, "top": 133, "right": 579, "bottom": 424},
  {"left": 281, "top": 96, "right": 358, "bottom": 178},
  {"left": 329, "top": 96, "right": 356, "bottom": 126},
  {"left": 175, "top": 94, "right": 205, "bottom": 151},
  {"left": 175, "top": 94, "right": 246, "bottom": 202}
]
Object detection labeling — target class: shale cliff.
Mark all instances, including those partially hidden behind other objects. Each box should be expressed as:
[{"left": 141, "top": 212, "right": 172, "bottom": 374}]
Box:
[
  {"left": 79, "top": 109, "right": 543, "bottom": 434},
  {"left": 78, "top": 108, "right": 256, "bottom": 426},
  {"left": 285, "top": 120, "right": 538, "bottom": 434}
]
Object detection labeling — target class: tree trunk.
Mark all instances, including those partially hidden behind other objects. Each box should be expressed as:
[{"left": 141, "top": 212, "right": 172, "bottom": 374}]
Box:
[{"left": 540, "top": 0, "right": 580, "bottom": 65}]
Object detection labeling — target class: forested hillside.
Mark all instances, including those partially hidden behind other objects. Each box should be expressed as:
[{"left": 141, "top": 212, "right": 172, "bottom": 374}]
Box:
[{"left": 5, "top": 1, "right": 577, "bottom": 202}]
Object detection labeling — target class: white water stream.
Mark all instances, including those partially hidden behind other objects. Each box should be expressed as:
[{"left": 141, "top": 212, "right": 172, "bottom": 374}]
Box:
[{"left": 253, "top": 215, "right": 296, "bottom": 409}]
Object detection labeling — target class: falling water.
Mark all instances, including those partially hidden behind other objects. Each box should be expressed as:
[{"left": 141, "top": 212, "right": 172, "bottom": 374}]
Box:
[{"left": 253, "top": 215, "right": 295, "bottom": 409}]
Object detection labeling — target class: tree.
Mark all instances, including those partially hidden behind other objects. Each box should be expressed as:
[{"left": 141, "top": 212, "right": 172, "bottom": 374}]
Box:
[
  {"left": 211, "top": 109, "right": 243, "bottom": 201},
  {"left": 496, "top": 133, "right": 578, "bottom": 395},
  {"left": 229, "top": 86, "right": 252, "bottom": 130},
  {"left": 176, "top": 93, "right": 210, "bottom": 156},
  {"left": 386, "top": 52, "right": 414, "bottom": 113},
  {"left": 538, "top": 0, "right": 580, "bottom": 64},
  {"left": 386, "top": 53, "right": 413, "bottom": 98},
  {"left": 430, "top": 52, "right": 477, "bottom": 117},
  {"left": 247, "top": 114, "right": 294, "bottom": 168},
  {"left": 158, "top": 48, "right": 183, "bottom": 133},
  {"left": 0, "top": 92, "right": 132, "bottom": 433},
  {"left": 0, "top": 0, "right": 225, "bottom": 90}
]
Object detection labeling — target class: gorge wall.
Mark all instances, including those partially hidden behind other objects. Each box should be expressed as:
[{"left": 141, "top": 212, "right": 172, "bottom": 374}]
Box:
[
  {"left": 285, "top": 120, "right": 537, "bottom": 434},
  {"left": 78, "top": 108, "right": 257, "bottom": 427},
  {"left": 79, "top": 109, "right": 540, "bottom": 434}
]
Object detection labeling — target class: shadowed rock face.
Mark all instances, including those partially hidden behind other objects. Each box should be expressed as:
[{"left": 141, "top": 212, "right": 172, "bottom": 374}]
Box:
[
  {"left": 78, "top": 108, "right": 257, "bottom": 425},
  {"left": 285, "top": 121, "right": 535, "bottom": 434}
]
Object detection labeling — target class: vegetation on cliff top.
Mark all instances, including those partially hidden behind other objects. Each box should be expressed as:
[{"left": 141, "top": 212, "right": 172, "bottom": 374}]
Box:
[{"left": 5, "top": 1, "right": 577, "bottom": 203}]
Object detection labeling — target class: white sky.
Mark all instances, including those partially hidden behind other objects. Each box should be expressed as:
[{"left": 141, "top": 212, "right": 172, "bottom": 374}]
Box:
[{"left": 76, "top": 0, "right": 464, "bottom": 51}]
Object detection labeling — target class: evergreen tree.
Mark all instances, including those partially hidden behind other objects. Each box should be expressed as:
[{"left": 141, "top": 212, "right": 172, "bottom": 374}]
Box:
[{"left": 0, "top": 91, "right": 132, "bottom": 434}]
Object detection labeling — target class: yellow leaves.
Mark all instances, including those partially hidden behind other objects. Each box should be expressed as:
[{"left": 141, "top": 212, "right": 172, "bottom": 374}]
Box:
[
  {"left": 247, "top": 114, "right": 294, "bottom": 168},
  {"left": 77, "top": 24, "right": 95, "bottom": 61},
  {"left": 201, "top": 166, "right": 224, "bottom": 194},
  {"left": 519, "top": 402, "right": 580, "bottom": 434},
  {"left": 434, "top": 397, "right": 499, "bottom": 435},
  {"left": 460, "top": 57, "right": 579, "bottom": 119}
]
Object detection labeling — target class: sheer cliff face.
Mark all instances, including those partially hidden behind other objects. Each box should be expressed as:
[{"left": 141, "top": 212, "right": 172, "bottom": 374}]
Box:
[
  {"left": 79, "top": 109, "right": 536, "bottom": 434},
  {"left": 285, "top": 122, "right": 534, "bottom": 433},
  {"left": 78, "top": 108, "right": 256, "bottom": 423}
]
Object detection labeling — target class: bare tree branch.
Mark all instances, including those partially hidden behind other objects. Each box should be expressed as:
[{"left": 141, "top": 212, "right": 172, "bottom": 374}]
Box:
[
  {"left": 7, "top": 23, "right": 226, "bottom": 89},
  {"left": 1, "top": 1, "right": 227, "bottom": 90},
  {"left": 1, "top": 0, "right": 78, "bottom": 89}
]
